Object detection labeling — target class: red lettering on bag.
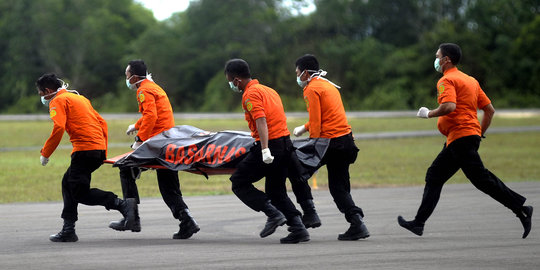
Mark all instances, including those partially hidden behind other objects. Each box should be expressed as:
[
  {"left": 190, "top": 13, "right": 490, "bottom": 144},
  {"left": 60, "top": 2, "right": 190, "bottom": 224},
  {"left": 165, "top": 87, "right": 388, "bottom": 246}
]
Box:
[
  {"left": 214, "top": 145, "right": 229, "bottom": 165},
  {"left": 175, "top": 146, "right": 185, "bottom": 164},
  {"left": 184, "top": 145, "right": 198, "bottom": 164},
  {"left": 224, "top": 146, "right": 236, "bottom": 163},
  {"left": 235, "top": 147, "right": 246, "bottom": 158},
  {"left": 205, "top": 144, "right": 216, "bottom": 164},
  {"left": 193, "top": 145, "right": 205, "bottom": 163},
  {"left": 165, "top": 144, "right": 177, "bottom": 163}
]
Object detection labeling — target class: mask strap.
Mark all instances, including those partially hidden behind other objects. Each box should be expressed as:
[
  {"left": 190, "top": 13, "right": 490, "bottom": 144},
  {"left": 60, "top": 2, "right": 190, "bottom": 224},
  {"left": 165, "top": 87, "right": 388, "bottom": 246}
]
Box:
[{"left": 307, "top": 69, "right": 341, "bottom": 89}]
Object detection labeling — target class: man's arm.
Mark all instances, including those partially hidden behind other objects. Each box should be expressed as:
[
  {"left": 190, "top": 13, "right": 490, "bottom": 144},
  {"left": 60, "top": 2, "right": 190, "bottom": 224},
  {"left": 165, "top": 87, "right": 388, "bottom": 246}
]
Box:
[
  {"left": 480, "top": 103, "right": 495, "bottom": 136},
  {"left": 427, "top": 102, "right": 456, "bottom": 118},
  {"left": 255, "top": 117, "right": 269, "bottom": 149}
]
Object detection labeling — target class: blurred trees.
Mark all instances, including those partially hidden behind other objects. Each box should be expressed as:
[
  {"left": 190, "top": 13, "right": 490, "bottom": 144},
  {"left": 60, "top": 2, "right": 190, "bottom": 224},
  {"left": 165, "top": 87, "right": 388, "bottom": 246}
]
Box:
[{"left": 0, "top": 0, "right": 538, "bottom": 113}]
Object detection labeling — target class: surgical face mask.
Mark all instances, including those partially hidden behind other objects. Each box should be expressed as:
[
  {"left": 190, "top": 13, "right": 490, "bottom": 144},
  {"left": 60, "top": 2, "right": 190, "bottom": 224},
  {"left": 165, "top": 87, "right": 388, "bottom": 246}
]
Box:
[
  {"left": 126, "top": 75, "right": 145, "bottom": 90},
  {"left": 296, "top": 70, "right": 307, "bottom": 88},
  {"left": 434, "top": 57, "right": 443, "bottom": 73},
  {"left": 40, "top": 90, "right": 59, "bottom": 107},
  {"left": 229, "top": 80, "right": 241, "bottom": 93}
]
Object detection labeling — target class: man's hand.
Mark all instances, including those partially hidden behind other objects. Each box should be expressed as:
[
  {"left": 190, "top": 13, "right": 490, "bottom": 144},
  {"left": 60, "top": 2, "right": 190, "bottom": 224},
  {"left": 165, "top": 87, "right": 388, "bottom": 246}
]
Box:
[
  {"left": 126, "top": 124, "right": 137, "bottom": 135},
  {"left": 261, "top": 148, "right": 274, "bottom": 164},
  {"left": 40, "top": 155, "right": 49, "bottom": 166},
  {"left": 416, "top": 107, "right": 430, "bottom": 119},
  {"left": 131, "top": 141, "right": 142, "bottom": 150},
  {"left": 293, "top": 125, "right": 307, "bottom": 137}
]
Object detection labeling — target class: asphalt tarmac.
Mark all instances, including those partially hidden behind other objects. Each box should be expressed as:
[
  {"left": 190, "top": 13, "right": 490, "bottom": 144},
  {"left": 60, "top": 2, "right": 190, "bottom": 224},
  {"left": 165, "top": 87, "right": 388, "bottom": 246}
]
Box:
[{"left": 1, "top": 182, "right": 538, "bottom": 270}]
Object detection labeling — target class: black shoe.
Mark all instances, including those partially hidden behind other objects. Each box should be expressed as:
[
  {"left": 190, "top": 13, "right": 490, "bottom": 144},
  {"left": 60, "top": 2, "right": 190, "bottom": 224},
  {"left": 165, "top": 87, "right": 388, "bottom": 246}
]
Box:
[
  {"left": 260, "top": 201, "right": 287, "bottom": 238},
  {"left": 173, "top": 209, "right": 200, "bottom": 239},
  {"left": 338, "top": 214, "right": 370, "bottom": 241},
  {"left": 280, "top": 229, "right": 310, "bottom": 244},
  {"left": 519, "top": 206, "right": 533, "bottom": 239},
  {"left": 109, "top": 217, "right": 141, "bottom": 232},
  {"left": 302, "top": 212, "right": 322, "bottom": 229},
  {"left": 300, "top": 200, "right": 322, "bottom": 229},
  {"left": 50, "top": 220, "right": 78, "bottom": 242},
  {"left": 397, "top": 216, "right": 424, "bottom": 236},
  {"left": 109, "top": 198, "right": 139, "bottom": 232}
]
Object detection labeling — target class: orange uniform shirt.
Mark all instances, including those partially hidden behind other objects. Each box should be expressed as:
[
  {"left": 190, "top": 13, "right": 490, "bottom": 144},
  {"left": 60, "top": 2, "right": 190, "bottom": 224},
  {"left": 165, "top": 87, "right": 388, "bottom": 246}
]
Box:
[
  {"left": 302, "top": 77, "right": 351, "bottom": 138},
  {"left": 41, "top": 89, "right": 108, "bottom": 158},
  {"left": 242, "top": 79, "right": 290, "bottom": 141},
  {"left": 135, "top": 79, "right": 175, "bottom": 141},
  {"left": 436, "top": 67, "right": 491, "bottom": 145}
]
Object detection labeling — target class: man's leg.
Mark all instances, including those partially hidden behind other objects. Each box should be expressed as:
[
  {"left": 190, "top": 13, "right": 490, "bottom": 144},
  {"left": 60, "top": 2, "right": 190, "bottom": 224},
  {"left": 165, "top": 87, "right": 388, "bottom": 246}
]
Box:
[
  {"left": 230, "top": 147, "right": 287, "bottom": 238},
  {"left": 109, "top": 166, "right": 142, "bottom": 232},
  {"left": 398, "top": 143, "right": 459, "bottom": 236},
  {"left": 290, "top": 172, "right": 321, "bottom": 229},
  {"left": 265, "top": 138, "right": 309, "bottom": 244},
  {"left": 453, "top": 136, "right": 531, "bottom": 238},
  {"left": 155, "top": 169, "right": 199, "bottom": 239}
]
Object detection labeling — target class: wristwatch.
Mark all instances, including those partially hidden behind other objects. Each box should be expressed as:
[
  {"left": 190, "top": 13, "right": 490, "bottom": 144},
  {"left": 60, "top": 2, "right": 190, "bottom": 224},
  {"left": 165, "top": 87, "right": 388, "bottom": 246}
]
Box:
[{"left": 135, "top": 136, "right": 143, "bottom": 142}]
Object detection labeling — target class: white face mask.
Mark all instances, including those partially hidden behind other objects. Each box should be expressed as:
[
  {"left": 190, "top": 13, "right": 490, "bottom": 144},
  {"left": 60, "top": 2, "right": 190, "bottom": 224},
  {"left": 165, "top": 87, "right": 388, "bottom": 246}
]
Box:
[
  {"left": 228, "top": 79, "right": 242, "bottom": 93},
  {"left": 296, "top": 70, "right": 307, "bottom": 88},
  {"left": 434, "top": 57, "right": 443, "bottom": 73},
  {"left": 126, "top": 75, "right": 145, "bottom": 90},
  {"left": 40, "top": 90, "right": 59, "bottom": 106}
]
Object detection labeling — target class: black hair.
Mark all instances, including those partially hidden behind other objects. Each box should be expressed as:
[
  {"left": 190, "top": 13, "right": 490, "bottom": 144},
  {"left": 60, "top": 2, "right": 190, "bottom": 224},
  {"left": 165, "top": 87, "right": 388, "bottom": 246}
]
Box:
[
  {"left": 295, "top": 54, "right": 319, "bottom": 73},
  {"left": 439, "top": 43, "right": 462, "bottom": 65},
  {"left": 224, "top": 59, "right": 251, "bottom": 78},
  {"left": 36, "top": 73, "right": 62, "bottom": 93},
  {"left": 128, "top": 59, "right": 147, "bottom": 76}
]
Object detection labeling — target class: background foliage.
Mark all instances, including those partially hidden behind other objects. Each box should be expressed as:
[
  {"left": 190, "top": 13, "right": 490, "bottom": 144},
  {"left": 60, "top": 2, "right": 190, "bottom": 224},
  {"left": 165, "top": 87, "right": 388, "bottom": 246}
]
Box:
[{"left": 0, "top": 0, "right": 538, "bottom": 113}]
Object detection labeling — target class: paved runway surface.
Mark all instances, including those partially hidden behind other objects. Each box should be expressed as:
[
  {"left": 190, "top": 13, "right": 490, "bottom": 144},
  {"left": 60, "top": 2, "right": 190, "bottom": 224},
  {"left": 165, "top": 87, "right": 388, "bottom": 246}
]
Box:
[{"left": 1, "top": 182, "right": 538, "bottom": 270}]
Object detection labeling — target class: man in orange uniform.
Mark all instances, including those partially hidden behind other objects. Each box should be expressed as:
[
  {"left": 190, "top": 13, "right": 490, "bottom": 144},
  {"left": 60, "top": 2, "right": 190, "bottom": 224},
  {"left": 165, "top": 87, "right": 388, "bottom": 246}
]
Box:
[
  {"left": 37, "top": 73, "right": 137, "bottom": 242},
  {"left": 225, "top": 59, "right": 309, "bottom": 244},
  {"left": 293, "top": 54, "right": 370, "bottom": 241},
  {"left": 397, "top": 43, "right": 533, "bottom": 238},
  {"left": 109, "top": 60, "right": 200, "bottom": 240}
]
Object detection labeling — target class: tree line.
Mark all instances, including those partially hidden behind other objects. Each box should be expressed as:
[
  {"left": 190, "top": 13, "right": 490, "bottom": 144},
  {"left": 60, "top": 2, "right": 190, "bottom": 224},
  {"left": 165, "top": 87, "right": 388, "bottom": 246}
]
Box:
[{"left": 0, "top": 0, "right": 538, "bottom": 113}]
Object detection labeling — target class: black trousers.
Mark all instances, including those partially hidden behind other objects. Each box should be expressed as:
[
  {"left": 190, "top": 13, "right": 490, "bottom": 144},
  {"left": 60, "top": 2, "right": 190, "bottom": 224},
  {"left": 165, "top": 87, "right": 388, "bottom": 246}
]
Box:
[
  {"left": 290, "top": 177, "right": 313, "bottom": 203},
  {"left": 320, "top": 133, "right": 364, "bottom": 219},
  {"left": 61, "top": 150, "right": 118, "bottom": 222},
  {"left": 119, "top": 166, "right": 188, "bottom": 219},
  {"left": 415, "top": 135, "right": 526, "bottom": 223},
  {"left": 230, "top": 136, "right": 302, "bottom": 220}
]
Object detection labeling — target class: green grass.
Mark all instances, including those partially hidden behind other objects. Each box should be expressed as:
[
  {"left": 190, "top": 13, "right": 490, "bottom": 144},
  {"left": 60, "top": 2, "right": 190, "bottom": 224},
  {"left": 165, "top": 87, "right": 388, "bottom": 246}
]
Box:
[{"left": 1, "top": 115, "right": 539, "bottom": 203}]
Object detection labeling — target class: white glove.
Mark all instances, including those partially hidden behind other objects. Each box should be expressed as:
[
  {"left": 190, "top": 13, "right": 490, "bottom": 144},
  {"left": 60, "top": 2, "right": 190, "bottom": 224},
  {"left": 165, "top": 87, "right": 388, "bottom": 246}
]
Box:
[
  {"left": 131, "top": 141, "right": 142, "bottom": 150},
  {"left": 40, "top": 155, "right": 49, "bottom": 166},
  {"left": 126, "top": 124, "right": 137, "bottom": 135},
  {"left": 293, "top": 125, "right": 307, "bottom": 137},
  {"left": 416, "top": 107, "right": 430, "bottom": 119},
  {"left": 261, "top": 148, "right": 274, "bottom": 164}
]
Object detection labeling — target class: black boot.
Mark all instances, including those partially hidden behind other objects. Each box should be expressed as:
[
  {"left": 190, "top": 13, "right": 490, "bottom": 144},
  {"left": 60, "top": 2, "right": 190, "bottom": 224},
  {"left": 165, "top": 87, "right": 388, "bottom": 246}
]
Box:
[
  {"left": 517, "top": 205, "right": 533, "bottom": 239},
  {"left": 397, "top": 216, "right": 424, "bottom": 236},
  {"left": 338, "top": 213, "right": 370, "bottom": 240},
  {"left": 173, "top": 209, "right": 200, "bottom": 239},
  {"left": 108, "top": 198, "right": 140, "bottom": 232},
  {"left": 299, "top": 200, "right": 321, "bottom": 229},
  {"left": 260, "top": 201, "right": 287, "bottom": 238},
  {"left": 280, "top": 215, "right": 310, "bottom": 244},
  {"left": 50, "top": 219, "right": 78, "bottom": 242}
]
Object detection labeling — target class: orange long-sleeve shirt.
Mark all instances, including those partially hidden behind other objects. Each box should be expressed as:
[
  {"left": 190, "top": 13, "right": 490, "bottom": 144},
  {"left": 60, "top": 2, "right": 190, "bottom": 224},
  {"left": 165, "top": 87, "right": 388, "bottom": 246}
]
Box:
[
  {"left": 302, "top": 77, "right": 351, "bottom": 138},
  {"left": 436, "top": 67, "right": 491, "bottom": 145},
  {"left": 134, "top": 79, "right": 175, "bottom": 141},
  {"left": 41, "top": 89, "right": 108, "bottom": 158},
  {"left": 242, "top": 79, "right": 290, "bottom": 141}
]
